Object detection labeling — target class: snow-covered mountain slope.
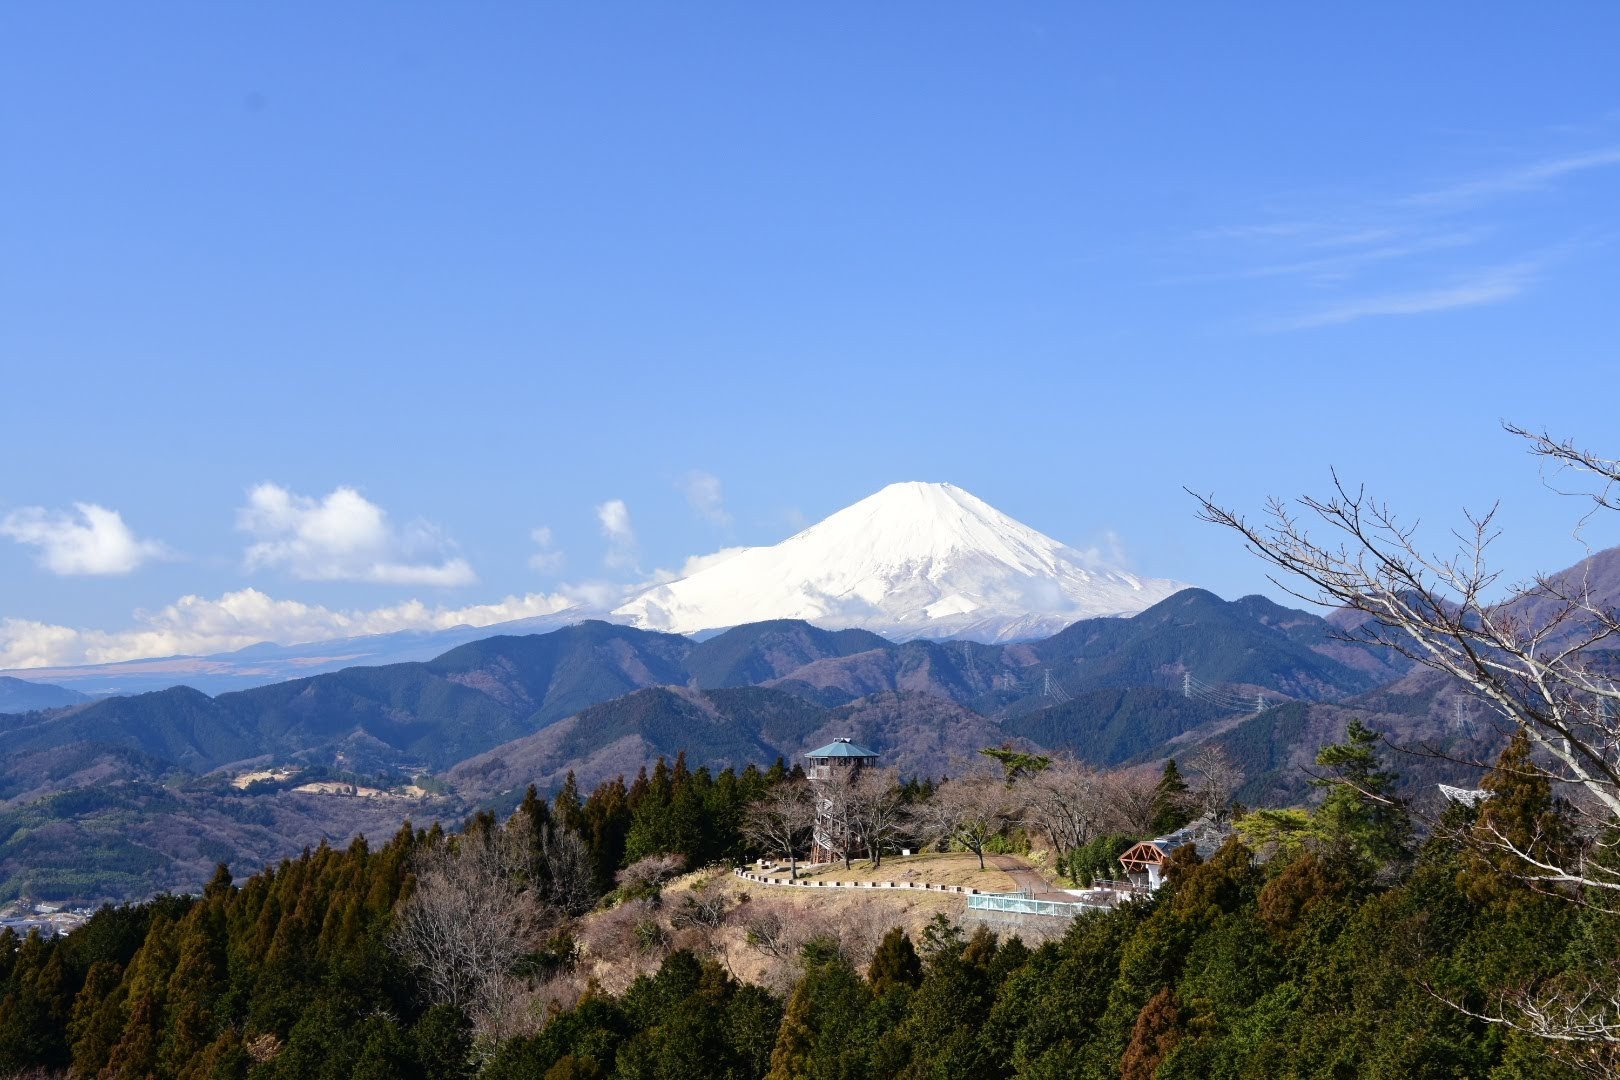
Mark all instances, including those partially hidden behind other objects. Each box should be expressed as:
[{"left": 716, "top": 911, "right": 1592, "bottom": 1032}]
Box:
[{"left": 613, "top": 481, "right": 1187, "bottom": 641}]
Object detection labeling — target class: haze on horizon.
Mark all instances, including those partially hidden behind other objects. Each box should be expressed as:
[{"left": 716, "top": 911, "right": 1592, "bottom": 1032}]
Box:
[{"left": 3, "top": 6, "right": 1619, "bottom": 670}]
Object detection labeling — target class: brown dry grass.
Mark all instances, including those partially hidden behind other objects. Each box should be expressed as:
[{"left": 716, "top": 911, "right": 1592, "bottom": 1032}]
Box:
[
  {"left": 549, "top": 856, "right": 1071, "bottom": 1020},
  {"left": 566, "top": 859, "right": 994, "bottom": 997}
]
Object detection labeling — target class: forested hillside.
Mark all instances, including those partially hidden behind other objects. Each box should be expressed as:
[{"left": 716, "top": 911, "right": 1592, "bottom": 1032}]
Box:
[{"left": 0, "top": 729, "right": 1601, "bottom": 1078}]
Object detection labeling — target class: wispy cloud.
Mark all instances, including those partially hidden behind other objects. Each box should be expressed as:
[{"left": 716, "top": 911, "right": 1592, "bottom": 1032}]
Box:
[
  {"left": 680, "top": 470, "right": 732, "bottom": 526},
  {"left": 596, "top": 499, "right": 638, "bottom": 571},
  {"left": 1199, "top": 135, "right": 1620, "bottom": 332},
  {"left": 0, "top": 503, "right": 170, "bottom": 576},
  {"left": 1236, "top": 231, "right": 1483, "bottom": 284},
  {"left": 1272, "top": 261, "right": 1538, "bottom": 330},
  {"left": 1196, "top": 222, "right": 1400, "bottom": 248},
  {"left": 1067, "top": 528, "right": 1130, "bottom": 571},
  {"left": 1402, "top": 146, "right": 1620, "bottom": 208},
  {"left": 238, "top": 483, "right": 475, "bottom": 587}
]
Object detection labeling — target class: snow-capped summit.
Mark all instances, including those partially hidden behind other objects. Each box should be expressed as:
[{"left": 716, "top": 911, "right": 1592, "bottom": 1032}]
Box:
[{"left": 612, "top": 481, "right": 1187, "bottom": 641}]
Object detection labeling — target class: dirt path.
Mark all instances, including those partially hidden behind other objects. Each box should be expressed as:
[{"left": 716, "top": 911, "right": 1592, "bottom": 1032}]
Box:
[{"left": 986, "top": 856, "right": 1074, "bottom": 902}]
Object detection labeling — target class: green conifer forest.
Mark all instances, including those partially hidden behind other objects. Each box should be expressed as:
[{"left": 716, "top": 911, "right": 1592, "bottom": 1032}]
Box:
[{"left": 0, "top": 723, "right": 1610, "bottom": 1079}]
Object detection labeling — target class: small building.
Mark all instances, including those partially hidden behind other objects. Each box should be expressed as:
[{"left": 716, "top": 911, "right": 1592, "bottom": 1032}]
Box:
[
  {"left": 1118, "top": 817, "right": 1229, "bottom": 891},
  {"left": 805, "top": 738, "right": 879, "bottom": 863},
  {"left": 804, "top": 738, "right": 879, "bottom": 780}
]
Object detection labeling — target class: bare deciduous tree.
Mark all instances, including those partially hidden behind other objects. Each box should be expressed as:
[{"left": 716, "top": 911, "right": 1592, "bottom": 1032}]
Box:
[
  {"left": 1184, "top": 745, "right": 1244, "bottom": 825},
  {"left": 1193, "top": 426, "right": 1620, "bottom": 895},
  {"left": 1018, "top": 754, "right": 1113, "bottom": 853},
  {"left": 743, "top": 906, "right": 793, "bottom": 961},
  {"left": 1016, "top": 757, "right": 1173, "bottom": 861},
  {"left": 670, "top": 888, "right": 730, "bottom": 931},
  {"left": 576, "top": 898, "right": 665, "bottom": 995},
  {"left": 1194, "top": 424, "right": 1620, "bottom": 1057},
  {"left": 1430, "top": 971, "right": 1620, "bottom": 1078},
  {"left": 615, "top": 852, "right": 686, "bottom": 896},
  {"left": 742, "top": 781, "right": 816, "bottom": 878},
  {"left": 740, "top": 898, "right": 898, "bottom": 996},
  {"left": 841, "top": 768, "right": 909, "bottom": 869},
  {"left": 917, "top": 773, "right": 1014, "bottom": 870},
  {"left": 1099, "top": 768, "right": 1161, "bottom": 837},
  {"left": 391, "top": 817, "right": 556, "bottom": 1039},
  {"left": 539, "top": 821, "right": 598, "bottom": 916}
]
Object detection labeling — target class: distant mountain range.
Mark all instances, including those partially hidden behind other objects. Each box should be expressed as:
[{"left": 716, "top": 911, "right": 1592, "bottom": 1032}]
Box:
[
  {"left": 0, "top": 676, "right": 88, "bottom": 713},
  {"left": 2, "top": 481, "right": 1185, "bottom": 695},
  {"left": 11, "top": 544, "right": 1619, "bottom": 905},
  {"left": 0, "top": 591, "right": 1401, "bottom": 779}
]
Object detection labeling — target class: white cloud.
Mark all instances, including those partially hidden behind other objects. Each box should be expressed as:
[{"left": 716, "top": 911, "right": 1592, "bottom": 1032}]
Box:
[
  {"left": 680, "top": 471, "right": 732, "bottom": 526},
  {"left": 596, "top": 499, "right": 632, "bottom": 539},
  {"left": 674, "top": 546, "right": 750, "bottom": 578},
  {"left": 0, "top": 619, "right": 79, "bottom": 669},
  {"left": 596, "top": 499, "right": 638, "bottom": 570},
  {"left": 556, "top": 579, "right": 641, "bottom": 611},
  {"left": 1067, "top": 529, "right": 1129, "bottom": 571},
  {"left": 0, "top": 587, "right": 581, "bottom": 669},
  {"left": 238, "top": 483, "right": 475, "bottom": 586},
  {"left": 528, "top": 526, "right": 565, "bottom": 573},
  {"left": 0, "top": 503, "right": 169, "bottom": 576},
  {"left": 636, "top": 546, "right": 753, "bottom": 587}
]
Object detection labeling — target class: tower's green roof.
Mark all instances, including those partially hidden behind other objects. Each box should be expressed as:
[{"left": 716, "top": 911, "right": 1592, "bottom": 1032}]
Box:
[{"left": 805, "top": 738, "right": 879, "bottom": 759}]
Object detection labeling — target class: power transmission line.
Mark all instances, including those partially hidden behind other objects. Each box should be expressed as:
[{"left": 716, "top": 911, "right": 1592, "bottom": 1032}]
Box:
[
  {"left": 1181, "top": 672, "right": 1274, "bottom": 714},
  {"left": 1042, "top": 670, "right": 1071, "bottom": 704}
]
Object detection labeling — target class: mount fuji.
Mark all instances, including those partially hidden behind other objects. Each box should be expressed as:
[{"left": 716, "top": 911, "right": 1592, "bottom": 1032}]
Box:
[
  {"left": 613, "top": 481, "right": 1187, "bottom": 641},
  {"left": 7, "top": 482, "right": 1188, "bottom": 694}
]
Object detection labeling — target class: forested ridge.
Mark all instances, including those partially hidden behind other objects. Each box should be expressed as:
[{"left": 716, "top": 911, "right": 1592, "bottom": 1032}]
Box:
[{"left": 0, "top": 727, "right": 1606, "bottom": 1079}]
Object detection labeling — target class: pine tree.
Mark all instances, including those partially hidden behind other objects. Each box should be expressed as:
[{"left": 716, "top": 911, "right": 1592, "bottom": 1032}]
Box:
[
  {"left": 158, "top": 910, "right": 228, "bottom": 1075},
  {"left": 103, "top": 912, "right": 182, "bottom": 1078},
  {"left": 1120, "top": 987, "right": 1184, "bottom": 1080},
  {"left": 1460, "top": 728, "right": 1574, "bottom": 908},
  {"left": 68, "top": 959, "right": 127, "bottom": 1076},
  {"left": 0, "top": 936, "right": 73, "bottom": 1071},
  {"left": 1311, "top": 719, "right": 1410, "bottom": 866},
  {"left": 554, "top": 772, "right": 585, "bottom": 835},
  {"left": 413, "top": 1003, "right": 473, "bottom": 1080},
  {"left": 1151, "top": 760, "right": 1193, "bottom": 835},
  {"left": 867, "top": 928, "right": 923, "bottom": 995},
  {"left": 725, "top": 983, "right": 783, "bottom": 1079}
]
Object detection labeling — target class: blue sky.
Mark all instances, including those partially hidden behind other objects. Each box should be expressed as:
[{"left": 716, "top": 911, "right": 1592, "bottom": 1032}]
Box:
[{"left": 3, "top": 6, "right": 1619, "bottom": 667}]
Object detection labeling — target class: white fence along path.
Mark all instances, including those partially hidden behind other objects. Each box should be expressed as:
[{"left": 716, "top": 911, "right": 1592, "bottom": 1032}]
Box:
[
  {"left": 733, "top": 868, "right": 1144, "bottom": 918},
  {"left": 733, "top": 868, "right": 984, "bottom": 895}
]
